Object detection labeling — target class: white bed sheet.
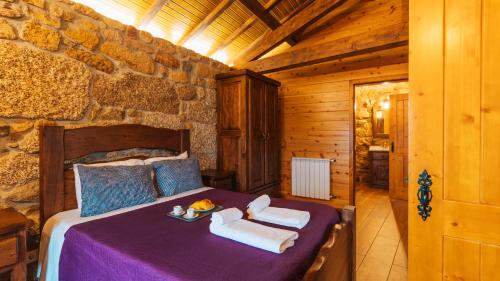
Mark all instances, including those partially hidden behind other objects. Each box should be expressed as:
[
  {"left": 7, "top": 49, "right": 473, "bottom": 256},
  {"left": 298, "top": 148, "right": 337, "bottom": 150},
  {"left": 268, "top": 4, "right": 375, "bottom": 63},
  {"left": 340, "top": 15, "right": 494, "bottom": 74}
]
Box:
[{"left": 38, "top": 187, "right": 213, "bottom": 281}]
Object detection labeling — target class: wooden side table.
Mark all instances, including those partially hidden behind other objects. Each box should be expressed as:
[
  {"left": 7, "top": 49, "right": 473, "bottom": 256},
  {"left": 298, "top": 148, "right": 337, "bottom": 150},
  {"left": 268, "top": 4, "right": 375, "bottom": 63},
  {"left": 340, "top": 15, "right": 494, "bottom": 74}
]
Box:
[
  {"left": 0, "top": 208, "right": 31, "bottom": 281},
  {"left": 201, "top": 169, "right": 236, "bottom": 191}
]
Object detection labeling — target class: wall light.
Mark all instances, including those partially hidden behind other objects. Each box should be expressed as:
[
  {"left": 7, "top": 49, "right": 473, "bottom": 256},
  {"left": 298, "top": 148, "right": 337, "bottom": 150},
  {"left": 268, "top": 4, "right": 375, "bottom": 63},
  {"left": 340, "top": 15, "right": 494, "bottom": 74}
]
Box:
[
  {"left": 184, "top": 38, "right": 212, "bottom": 55},
  {"left": 211, "top": 50, "right": 228, "bottom": 64}
]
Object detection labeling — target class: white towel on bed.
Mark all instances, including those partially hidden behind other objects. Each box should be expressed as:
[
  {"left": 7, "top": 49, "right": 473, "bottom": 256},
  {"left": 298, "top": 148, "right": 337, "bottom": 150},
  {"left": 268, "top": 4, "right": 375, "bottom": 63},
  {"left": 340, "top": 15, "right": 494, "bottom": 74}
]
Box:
[
  {"left": 247, "top": 195, "right": 311, "bottom": 229},
  {"left": 209, "top": 215, "right": 298, "bottom": 254},
  {"left": 211, "top": 208, "right": 243, "bottom": 224}
]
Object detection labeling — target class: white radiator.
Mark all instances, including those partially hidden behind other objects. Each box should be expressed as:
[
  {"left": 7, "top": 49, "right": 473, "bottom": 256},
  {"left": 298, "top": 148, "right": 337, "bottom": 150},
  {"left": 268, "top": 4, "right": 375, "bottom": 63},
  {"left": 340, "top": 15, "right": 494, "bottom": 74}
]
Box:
[{"left": 291, "top": 157, "right": 332, "bottom": 200}]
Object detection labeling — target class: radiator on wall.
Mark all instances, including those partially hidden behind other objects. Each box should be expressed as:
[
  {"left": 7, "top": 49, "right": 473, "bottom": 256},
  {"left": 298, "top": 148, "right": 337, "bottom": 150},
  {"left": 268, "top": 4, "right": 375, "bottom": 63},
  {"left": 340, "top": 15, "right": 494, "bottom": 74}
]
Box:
[{"left": 291, "top": 157, "right": 333, "bottom": 200}]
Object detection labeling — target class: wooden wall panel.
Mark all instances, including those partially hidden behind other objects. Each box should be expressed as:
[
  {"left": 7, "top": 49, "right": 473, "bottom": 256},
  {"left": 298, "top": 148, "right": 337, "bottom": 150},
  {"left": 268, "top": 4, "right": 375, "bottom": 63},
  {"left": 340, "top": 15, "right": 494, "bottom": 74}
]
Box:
[
  {"left": 481, "top": 0, "right": 500, "bottom": 205},
  {"left": 277, "top": 63, "right": 408, "bottom": 207},
  {"left": 443, "top": 0, "right": 481, "bottom": 203}
]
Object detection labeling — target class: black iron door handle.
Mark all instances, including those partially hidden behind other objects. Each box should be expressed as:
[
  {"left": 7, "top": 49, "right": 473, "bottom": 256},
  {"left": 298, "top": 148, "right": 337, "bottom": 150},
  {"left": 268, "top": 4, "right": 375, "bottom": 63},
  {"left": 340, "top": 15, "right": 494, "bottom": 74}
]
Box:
[
  {"left": 391, "top": 141, "right": 395, "bottom": 153},
  {"left": 417, "top": 170, "right": 433, "bottom": 221}
]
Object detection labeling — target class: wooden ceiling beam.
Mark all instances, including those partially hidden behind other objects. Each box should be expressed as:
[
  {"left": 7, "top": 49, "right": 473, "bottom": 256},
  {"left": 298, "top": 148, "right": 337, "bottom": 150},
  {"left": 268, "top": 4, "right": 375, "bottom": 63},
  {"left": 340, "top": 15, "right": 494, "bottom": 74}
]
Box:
[
  {"left": 235, "top": 0, "right": 348, "bottom": 65},
  {"left": 241, "top": 22, "right": 409, "bottom": 73},
  {"left": 238, "top": 0, "right": 280, "bottom": 29},
  {"left": 238, "top": 0, "right": 297, "bottom": 46},
  {"left": 206, "top": 0, "right": 282, "bottom": 57},
  {"left": 177, "top": 0, "right": 235, "bottom": 46},
  {"left": 136, "top": 0, "right": 170, "bottom": 28}
]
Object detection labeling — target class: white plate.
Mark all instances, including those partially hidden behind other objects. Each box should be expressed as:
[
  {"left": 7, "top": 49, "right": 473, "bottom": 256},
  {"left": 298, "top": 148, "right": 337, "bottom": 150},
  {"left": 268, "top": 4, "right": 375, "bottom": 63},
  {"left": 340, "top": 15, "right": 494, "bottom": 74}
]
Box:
[
  {"left": 169, "top": 210, "right": 185, "bottom": 217},
  {"left": 183, "top": 213, "right": 199, "bottom": 220}
]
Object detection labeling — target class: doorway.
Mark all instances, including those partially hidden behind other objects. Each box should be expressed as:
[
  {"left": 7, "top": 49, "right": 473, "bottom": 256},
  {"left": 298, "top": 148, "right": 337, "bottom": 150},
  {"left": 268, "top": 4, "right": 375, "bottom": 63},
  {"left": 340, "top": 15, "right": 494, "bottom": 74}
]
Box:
[{"left": 353, "top": 80, "right": 409, "bottom": 280}]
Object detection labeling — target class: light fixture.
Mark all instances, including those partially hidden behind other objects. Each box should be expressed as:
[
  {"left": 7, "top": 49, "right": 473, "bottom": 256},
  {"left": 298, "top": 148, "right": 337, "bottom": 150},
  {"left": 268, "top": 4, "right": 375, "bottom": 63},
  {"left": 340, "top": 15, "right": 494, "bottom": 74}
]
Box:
[
  {"left": 211, "top": 50, "right": 228, "bottom": 64},
  {"left": 72, "top": 0, "right": 136, "bottom": 25},
  {"left": 376, "top": 111, "right": 383, "bottom": 119},
  {"left": 382, "top": 99, "right": 390, "bottom": 110},
  {"left": 183, "top": 38, "right": 212, "bottom": 55}
]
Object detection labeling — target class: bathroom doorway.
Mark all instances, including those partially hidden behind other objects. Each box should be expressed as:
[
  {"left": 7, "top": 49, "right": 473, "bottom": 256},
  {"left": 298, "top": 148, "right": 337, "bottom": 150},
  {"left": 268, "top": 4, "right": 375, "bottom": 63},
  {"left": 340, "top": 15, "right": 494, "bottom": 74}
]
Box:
[{"left": 352, "top": 80, "right": 409, "bottom": 280}]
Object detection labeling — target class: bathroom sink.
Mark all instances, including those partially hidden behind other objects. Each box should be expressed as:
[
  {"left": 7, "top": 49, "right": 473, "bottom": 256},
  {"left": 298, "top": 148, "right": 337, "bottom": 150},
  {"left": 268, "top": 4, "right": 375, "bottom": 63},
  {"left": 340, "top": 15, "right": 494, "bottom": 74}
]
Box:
[{"left": 369, "top": 145, "right": 390, "bottom": 152}]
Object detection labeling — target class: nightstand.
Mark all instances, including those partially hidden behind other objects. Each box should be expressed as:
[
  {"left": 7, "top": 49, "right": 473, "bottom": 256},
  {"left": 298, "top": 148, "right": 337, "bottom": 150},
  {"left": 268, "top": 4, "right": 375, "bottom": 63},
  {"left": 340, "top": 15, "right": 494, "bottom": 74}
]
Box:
[
  {"left": 0, "top": 208, "right": 31, "bottom": 281},
  {"left": 201, "top": 169, "right": 236, "bottom": 191}
]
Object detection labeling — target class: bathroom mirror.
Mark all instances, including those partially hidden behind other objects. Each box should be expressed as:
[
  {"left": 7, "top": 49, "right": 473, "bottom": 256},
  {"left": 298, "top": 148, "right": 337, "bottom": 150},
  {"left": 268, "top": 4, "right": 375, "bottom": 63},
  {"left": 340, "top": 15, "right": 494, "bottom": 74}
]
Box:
[{"left": 373, "top": 108, "right": 390, "bottom": 138}]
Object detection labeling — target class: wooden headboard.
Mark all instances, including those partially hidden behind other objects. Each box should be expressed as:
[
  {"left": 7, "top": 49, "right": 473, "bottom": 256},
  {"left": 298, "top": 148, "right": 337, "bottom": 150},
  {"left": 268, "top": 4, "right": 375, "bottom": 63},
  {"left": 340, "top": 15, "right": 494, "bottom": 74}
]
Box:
[{"left": 39, "top": 124, "right": 190, "bottom": 228}]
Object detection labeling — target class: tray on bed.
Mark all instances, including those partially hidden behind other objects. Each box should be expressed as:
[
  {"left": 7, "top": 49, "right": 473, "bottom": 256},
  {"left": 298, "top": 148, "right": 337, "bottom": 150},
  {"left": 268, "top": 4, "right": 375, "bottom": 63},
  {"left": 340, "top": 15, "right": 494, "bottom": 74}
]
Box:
[{"left": 167, "top": 205, "right": 224, "bottom": 222}]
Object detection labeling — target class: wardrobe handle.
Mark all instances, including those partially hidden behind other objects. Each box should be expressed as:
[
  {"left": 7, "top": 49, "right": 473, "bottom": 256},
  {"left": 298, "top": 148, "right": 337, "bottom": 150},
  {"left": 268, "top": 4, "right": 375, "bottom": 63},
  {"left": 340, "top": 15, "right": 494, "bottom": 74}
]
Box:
[{"left": 417, "top": 170, "right": 433, "bottom": 221}]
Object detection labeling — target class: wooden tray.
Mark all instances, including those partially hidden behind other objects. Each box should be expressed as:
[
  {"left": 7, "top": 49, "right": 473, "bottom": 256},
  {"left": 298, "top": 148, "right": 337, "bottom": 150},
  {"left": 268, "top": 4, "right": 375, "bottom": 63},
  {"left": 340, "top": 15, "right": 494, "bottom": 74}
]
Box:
[{"left": 167, "top": 205, "right": 224, "bottom": 222}]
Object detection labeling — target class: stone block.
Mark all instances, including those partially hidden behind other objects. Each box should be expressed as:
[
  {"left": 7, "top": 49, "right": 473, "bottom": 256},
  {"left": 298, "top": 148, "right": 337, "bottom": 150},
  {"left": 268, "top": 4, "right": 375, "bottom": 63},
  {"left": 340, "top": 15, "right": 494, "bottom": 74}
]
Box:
[
  {"left": 100, "top": 41, "right": 155, "bottom": 74},
  {"left": 96, "top": 107, "right": 124, "bottom": 121},
  {"left": 139, "top": 30, "right": 152, "bottom": 43},
  {"left": 30, "top": 8, "right": 61, "bottom": 28},
  {"left": 48, "top": 4, "right": 73, "bottom": 21},
  {"left": 0, "top": 42, "right": 90, "bottom": 120},
  {"left": 0, "top": 19, "right": 16, "bottom": 39},
  {"left": 10, "top": 121, "right": 33, "bottom": 133},
  {"left": 0, "top": 152, "right": 38, "bottom": 186},
  {"left": 23, "top": 0, "right": 44, "bottom": 8},
  {"left": 184, "top": 101, "right": 216, "bottom": 124},
  {"left": 22, "top": 21, "right": 60, "bottom": 51},
  {"left": 93, "top": 72, "right": 179, "bottom": 115},
  {"left": 102, "top": 17, "right": 125, "bottom": 31},
  {"left": 0, "top": 126, "right": 9, "bottom": 137},
  {"left": 18, "top": 129, "right": 38, "bottom": 153},
  {"left": 65, "top": 48, "right": 114, "bottom": 73},
  {"left": 142, "top": 112, "right": 183, "bottom": 130},
  {"left": 101, "top": 28, "right": 122, "bottom": 43},
  {"left": 177, "top": 85, "right": 196, "bottom": 101},
  {"left": 1, "top": 181, "right": 39, "bottom": 202},
  {"left": 154, "top": 50, "right": 179, "bottom": 68},
  {"left": 169, "top": 71, "right": 190, "bottom": 83},
  {"left": 64, "top": 25, "right": 99, "bottom": 50},
  {"left": 72, "top": 3, "right": 100, "bottom": 20},
  {"left": 0, "top": 2, "right": 23, "bottom": 18}
]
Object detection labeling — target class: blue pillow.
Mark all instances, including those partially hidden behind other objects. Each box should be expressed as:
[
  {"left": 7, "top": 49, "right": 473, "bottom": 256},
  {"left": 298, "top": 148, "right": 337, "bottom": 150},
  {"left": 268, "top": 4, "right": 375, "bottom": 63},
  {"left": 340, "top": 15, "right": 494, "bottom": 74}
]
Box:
[
  {"left": 78, "top": 165, "right": 157, "bottom": 217},
  {"left": 152, "top": 158, "right": 204, "bottom": 196}
]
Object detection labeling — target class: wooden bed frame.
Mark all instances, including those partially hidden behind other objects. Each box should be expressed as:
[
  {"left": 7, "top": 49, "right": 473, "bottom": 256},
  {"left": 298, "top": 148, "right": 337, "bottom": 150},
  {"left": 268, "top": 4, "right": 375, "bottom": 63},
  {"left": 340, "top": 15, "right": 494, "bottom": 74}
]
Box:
[{"left": 38, "top": 124, "right": 355, "bottom": 281}]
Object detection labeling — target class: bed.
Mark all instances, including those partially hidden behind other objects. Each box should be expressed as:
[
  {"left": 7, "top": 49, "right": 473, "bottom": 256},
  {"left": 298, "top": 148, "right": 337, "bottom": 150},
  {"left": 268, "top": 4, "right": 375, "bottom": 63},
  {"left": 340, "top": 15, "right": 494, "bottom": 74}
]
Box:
[{"left": 38, "top": 124, "right": 355, "bottom": 281}]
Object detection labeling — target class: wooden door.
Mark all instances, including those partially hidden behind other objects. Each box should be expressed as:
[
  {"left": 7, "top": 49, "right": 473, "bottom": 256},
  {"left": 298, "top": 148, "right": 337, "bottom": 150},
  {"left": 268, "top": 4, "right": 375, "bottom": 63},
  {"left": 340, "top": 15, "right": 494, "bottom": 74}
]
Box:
[
  {"left": 217, "top": 76, "right": 247, "bottom": 191},
  {"left": 410, "top": 0, "right": 500, "bottom": 280},
  {"left": 389, "top": 94, "right": 408, "bottom": 200},
  {"left": 264, "top": 84, "right": 279, "bottom": 185},
  {"left": 248, "top": 77, "right": 266, "bottom": 190}
]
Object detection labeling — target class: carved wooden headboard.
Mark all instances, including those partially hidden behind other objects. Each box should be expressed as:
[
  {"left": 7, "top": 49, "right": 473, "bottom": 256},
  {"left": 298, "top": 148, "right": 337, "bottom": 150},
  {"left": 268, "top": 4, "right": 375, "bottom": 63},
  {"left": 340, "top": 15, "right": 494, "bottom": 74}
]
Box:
[{"left": 38, "top": 124, "right": 190, "bottom": 228}]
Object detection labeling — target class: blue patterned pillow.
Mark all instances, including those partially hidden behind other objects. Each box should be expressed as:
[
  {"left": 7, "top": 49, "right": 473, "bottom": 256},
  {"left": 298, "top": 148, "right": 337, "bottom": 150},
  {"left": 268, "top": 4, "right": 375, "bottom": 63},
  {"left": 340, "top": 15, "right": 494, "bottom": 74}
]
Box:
[
  {"left": 152, "top": 158, "right": 204, "bottom": 196},
  {"left": 78, "top": 165, "right": 157, "bottom": 217}
]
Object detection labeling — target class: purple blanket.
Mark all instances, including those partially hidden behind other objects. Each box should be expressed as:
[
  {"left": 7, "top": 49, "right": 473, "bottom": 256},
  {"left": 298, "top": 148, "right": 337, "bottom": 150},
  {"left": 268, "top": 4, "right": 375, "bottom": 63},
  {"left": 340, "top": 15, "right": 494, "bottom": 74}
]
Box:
[{"left": 59, "top": 189, "right": 340, "bottom": 281}]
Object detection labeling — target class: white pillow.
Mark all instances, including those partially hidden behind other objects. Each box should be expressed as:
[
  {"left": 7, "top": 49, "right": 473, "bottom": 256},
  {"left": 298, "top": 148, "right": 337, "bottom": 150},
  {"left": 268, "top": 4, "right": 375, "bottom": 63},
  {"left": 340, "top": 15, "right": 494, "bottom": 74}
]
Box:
[
  {"left": 143, "top": 151, "right": 188, "bottom": 165},
  {"left": 73, "top": 159, "right": 145, "bottom": 210}
]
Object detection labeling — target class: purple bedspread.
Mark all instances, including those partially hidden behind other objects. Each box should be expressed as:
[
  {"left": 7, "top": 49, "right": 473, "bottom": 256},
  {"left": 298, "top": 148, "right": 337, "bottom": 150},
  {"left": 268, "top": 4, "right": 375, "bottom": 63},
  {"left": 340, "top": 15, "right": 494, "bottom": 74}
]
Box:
[{"left": 59, "top": 189, "right": 340, "bottom": 281}]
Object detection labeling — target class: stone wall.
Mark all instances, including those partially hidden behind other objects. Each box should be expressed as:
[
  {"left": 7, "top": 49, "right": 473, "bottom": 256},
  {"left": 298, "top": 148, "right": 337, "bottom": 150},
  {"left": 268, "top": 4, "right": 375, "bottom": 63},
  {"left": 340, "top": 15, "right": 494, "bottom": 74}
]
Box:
[
  {"left": 0, "top": 0, "right": 230, "bottom": 231},
  {"left": 354, "top": 82, "right": 409, "bottom": 184}
]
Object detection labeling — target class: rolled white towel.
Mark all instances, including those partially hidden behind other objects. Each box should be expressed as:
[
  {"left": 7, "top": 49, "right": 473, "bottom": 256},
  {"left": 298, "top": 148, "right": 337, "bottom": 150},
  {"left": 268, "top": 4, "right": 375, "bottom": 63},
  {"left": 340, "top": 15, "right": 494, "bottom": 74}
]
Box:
[
  {"left": 247, "top": 194, "right": 271, "bottom": 213},
  {"left": 211, "top": 208, "right": 243, "bottom": 225},
  {"left": 248, "top": 207, "right": 310, "bottom": 229},
  {"left": 209, "top": 219, "right": 298, "bottom": 254}
]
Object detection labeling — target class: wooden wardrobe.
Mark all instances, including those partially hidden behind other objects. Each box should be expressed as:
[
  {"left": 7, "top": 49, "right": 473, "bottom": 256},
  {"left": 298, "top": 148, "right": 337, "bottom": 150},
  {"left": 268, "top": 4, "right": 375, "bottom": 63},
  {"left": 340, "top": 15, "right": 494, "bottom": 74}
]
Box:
[{"left": 215, "top": 70, "right": 280, "bottom": 196}]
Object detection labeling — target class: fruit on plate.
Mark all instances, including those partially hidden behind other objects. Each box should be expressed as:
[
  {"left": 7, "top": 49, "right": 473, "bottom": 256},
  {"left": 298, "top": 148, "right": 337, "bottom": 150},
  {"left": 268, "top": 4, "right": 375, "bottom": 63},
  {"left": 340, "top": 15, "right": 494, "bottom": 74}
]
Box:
[{"left": 190, "top": 199, "right": 215, "bottom": 211}]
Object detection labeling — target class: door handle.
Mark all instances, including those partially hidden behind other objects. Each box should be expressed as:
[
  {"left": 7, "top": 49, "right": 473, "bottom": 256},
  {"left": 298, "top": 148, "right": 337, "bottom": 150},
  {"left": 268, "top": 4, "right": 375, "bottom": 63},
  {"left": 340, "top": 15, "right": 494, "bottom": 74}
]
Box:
[
  {"left": 417, "top": 170, "right": 433, "bottom": 221},
  {"left": 391, "top": 141, "right": 395, "bottom": 153}
]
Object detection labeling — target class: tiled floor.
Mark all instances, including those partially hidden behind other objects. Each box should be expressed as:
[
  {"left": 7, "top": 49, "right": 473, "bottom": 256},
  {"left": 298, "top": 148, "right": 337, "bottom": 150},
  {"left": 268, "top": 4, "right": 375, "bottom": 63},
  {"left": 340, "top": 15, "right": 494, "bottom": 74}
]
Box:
[{"left": 355, "top": 184, "right": 408, "bottom": 281}]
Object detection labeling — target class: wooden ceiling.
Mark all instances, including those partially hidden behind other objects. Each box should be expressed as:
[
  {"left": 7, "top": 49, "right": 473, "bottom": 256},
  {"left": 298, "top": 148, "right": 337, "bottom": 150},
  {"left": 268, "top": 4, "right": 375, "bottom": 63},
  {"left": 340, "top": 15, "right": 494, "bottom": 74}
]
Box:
[{"left": 75, "top": 0, "right": 316, "bottom": 65}]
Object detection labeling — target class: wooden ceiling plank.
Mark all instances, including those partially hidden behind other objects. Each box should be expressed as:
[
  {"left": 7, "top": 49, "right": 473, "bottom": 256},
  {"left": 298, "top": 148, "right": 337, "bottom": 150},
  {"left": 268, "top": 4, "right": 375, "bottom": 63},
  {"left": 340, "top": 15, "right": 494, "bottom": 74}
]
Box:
[
  {"left": 206, "top": 0, "right": 283, "bottom": 57},
  {"left": 177, "top": 0, "right": 235, "bottom": 46},
  {"left": 235, "top": 0, "right": 348, "bottom": 65},
  {"left": 241, "top": 22, "right": 409, "bottom": 73},
  {"left": 137, "top": 0, "right": 170, "bottom": 27}
]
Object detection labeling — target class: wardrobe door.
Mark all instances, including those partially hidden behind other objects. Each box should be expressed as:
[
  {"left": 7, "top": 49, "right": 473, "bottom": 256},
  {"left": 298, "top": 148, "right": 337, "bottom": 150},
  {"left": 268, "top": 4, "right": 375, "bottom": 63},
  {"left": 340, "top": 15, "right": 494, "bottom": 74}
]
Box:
[
  {"left": 217, "top": 76, "right": 247, "bottom": 191},
  {"left": 264, "top": 84, "right": 279, "bottom": 185},
  {"left": 248, "top": 77, "right": 266, "bottom": 191}
]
